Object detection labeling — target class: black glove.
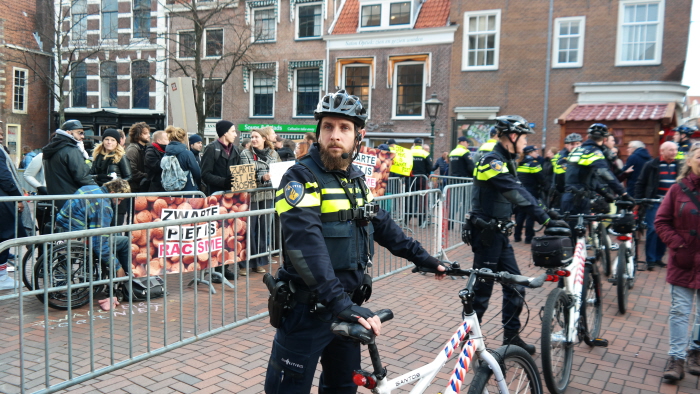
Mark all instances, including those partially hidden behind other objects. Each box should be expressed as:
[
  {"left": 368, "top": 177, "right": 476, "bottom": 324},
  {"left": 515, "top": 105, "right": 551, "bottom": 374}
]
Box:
[
  {"left": 37, "top": 186, "right": 48, "bottom": 195},
  {"left": 602, "top": 192, "right": 615, "bottom": 203},
  {"left": 337, "top": 304, "right": 375, "bottom": 323},
  {"left": 95, "top": 174, "right": 113, "bottom": 185},
  {"left": 620, "top": 194, "right": 635, "bottom": 203},
  {"left": 546, "top": 219, "right": 570, "bottom": 228},
  {"left": 547, "top": 209, "right": 561, "bottom": 220},
  {"left": 413, "top": 257, "right": 450, "bottom": 274}
]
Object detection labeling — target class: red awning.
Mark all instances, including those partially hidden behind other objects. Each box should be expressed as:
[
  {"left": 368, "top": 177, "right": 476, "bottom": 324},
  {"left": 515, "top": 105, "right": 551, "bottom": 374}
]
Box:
[{"left": 558, "top": 103, "right": 675, "bottom": 124}]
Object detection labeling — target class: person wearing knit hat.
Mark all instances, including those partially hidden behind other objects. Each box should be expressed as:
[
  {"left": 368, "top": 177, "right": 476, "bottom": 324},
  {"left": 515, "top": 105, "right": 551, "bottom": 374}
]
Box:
[
  {"left": 200, "top": 121, "right": 242, "bottom": 281},
  {"left": 189, "top": 134, "right": 203, "bottom": 166},
  {"left": 90, "top": 128, "right": 132, "bottom": 226}
]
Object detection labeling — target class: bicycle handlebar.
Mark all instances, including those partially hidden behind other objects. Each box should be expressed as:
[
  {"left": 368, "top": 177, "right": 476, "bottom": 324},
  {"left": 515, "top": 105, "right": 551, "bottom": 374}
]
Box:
[
  {"left": 330, "top": 309, "right": 394, "bottom": 345},
  {"left": 412, "top": 265, "right": 547, "bottom": 289},
  {"left": 635, "top": 198, "right": 661, "bottom": 205}
]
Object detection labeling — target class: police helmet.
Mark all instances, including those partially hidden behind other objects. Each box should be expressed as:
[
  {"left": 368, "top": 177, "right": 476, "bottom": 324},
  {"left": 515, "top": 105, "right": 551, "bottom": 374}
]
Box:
[
  {"left": 314, "top": 89, "right": 368, "bottom": 129},
  {"left": 61, "top": 120, "right": 84, "bottom": 131},
  {"left": 673, "top": 125, "right": 698, "bottom": 136},
  {"left": 587, "top": 123, "right": 609, "bottom": 137},
  {"left": 494, "top": 115, "right": 534, "bottom": 137},
  {"left": 564, "top": 133, "right": 583, "bottom": 143}
]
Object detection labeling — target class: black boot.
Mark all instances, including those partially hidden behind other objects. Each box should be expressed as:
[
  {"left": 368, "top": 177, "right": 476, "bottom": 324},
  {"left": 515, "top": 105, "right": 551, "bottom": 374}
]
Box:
[{"left": 503, "top": 330, "right": 536, "bottom": 355}]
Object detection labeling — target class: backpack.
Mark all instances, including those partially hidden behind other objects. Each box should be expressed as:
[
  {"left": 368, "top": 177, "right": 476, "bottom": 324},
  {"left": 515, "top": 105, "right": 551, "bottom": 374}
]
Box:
[
  {"left": 123, "top": 276, "right": 166, "bottom": 301},
  {"left": 160, "top": 154, "right": 190, "bottom": 191}
]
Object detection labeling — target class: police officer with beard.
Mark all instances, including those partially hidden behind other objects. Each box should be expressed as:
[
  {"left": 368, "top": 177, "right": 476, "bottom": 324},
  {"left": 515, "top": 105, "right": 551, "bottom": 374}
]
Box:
[
  {"left": 469, "top": 115, "right": 567, "bottom": 355},
  {"left": 265, "top": 90, "right": 446, "bottom": 393}
]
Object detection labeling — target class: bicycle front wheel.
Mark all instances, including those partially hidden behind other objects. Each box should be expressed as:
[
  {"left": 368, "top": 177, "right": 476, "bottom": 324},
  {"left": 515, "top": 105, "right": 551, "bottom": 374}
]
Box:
[
  {"left": 467, "top": 345, "right": 543, "bottom": 394},
  {"left": 541, "top": 288, "right": 574, "bottom": 394},
  {"left": 580, "top": 264, "right": 603, "bottom": 346},
  {"left": 597, "top": 223, "right": 612, "bottom": 277},
  {"left": 617, "top": 242, "right": 629, "bottom": 314}
]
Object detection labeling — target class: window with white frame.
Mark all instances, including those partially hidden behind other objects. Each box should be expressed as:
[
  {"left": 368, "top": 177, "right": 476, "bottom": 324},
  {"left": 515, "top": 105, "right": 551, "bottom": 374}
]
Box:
[
  {"left": 462, "top": 10, "right": 500, "bottom": 71},
  {"left": 72, "top": 62, "right": 87, "bottom": 108},
  {"left": 553, "top": 17, "right": 585, "bottom": 68},
  {"left": 13, "top": 68, "right": 27, "bottom": 113},
  {"left": 72, "top": 0, "right": 87, "bottom": 41},
  {"left": 343, "top": 65, "right": 370, "bottom": 116},
  {"left": 361, "top": 4, "right": 381, "bottom": 27},
  {"left": 297, "top": 3, "right": 322, "bottom": 39},
  {"left": 133, "top": 0, "right": 151, "bottom": 39},
  {"left": 616, "top": 0, "right": 664, "bottom": 66},
  {"left": 102, "top": 0, "right": 118, "bottom": 39},
  {"left": 178, "top": 31, "right": 196, "bottom": 58},
  {"left": 101, "top": 61, "right": 118, "bottom": 108},
  {"left": 251, "top": 70, "right": 275, "bottom": 117},
  {"left": 295, "top": 68, "right": 320, "bottom": 117},
  {"left": 205, "top": 29, "right": 223, "bottom": 57},
  {"left": 389, "top": 2, "right": 410, "bottom": 25},
  {"left": 393, "top": 62, "right": 424, "bottom": 118},
  {"left": 132, "top": 61, "right": 150, "bottom": 109},
  {"left": 254, "top": 8, "right": 276, "bottom": 42},
  {"left": 205, "top": 79, "right": 223, "bottom": 119}
]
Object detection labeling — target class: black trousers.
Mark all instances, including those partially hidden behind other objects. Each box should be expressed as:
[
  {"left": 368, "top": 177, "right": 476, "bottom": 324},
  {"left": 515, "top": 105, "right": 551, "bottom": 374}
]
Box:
[
  {"left": 514, "top": 208, "right": 535, "bottom": 242},
  {"left": 471, "top": 229, "right": 525, "bottom": 332}
]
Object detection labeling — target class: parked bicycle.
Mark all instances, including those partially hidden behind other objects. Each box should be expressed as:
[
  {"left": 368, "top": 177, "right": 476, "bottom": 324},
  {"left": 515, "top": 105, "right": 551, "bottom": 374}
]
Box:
[
  {"left": 534, "top": 211, "right": 620, "bottom": 394},
  {"left": 331, "top": 264, "right": 547, "bottom": 394}
]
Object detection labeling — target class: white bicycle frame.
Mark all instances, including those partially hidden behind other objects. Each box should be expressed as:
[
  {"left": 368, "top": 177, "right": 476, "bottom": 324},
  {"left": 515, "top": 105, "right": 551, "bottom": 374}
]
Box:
[
  {"left": 610, "top": 232, "right": 634, "bottom": 281},
  {"left": 371, "top": 312, "right": 509, "bottom": 394},
  {"left": 557, "top": 235, "right": 587, "bottom": 344}
]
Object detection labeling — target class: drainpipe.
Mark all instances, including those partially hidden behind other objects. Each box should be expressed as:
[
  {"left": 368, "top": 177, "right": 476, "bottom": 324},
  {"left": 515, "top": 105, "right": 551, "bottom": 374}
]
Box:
[{"left": 542, "top": 0, "right": 554, "bottom": 150}]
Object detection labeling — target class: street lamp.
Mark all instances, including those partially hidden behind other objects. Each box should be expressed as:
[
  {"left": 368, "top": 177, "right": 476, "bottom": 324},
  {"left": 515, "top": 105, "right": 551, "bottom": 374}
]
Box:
[{"left": 425, "top": 93, "right": 443, "bottom": 159}]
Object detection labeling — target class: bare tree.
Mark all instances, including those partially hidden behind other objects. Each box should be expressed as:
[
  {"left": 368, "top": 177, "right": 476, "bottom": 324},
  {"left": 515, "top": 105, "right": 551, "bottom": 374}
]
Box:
[
  {"left": 162, "top": 0, "right": 262, "bottom": 135},
  {"left": 3, "top": 0, "right": 118, "bottom": 125}
]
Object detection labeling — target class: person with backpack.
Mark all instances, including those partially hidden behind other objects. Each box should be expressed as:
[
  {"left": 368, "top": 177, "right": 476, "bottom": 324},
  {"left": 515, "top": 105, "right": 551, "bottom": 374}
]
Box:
[
  {"left": 201, "top": 120, "right": 241, "bottom": 195},
  {"left": 239, "top": 127, "right": 280, "bottom": 275},
  {"left": 162, "top": 126, "right": 201, "bottom": 196}
]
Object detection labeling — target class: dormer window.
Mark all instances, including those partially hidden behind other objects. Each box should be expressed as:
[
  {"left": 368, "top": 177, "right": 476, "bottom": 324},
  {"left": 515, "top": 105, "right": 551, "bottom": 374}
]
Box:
[{"left": 359, "top": 1, "right": 413, "bottom": 31}]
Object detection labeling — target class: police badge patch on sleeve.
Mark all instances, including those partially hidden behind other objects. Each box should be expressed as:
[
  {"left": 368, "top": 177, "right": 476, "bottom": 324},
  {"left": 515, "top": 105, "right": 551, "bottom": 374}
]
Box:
[
  {"left": 490, "top": 160, "right": 504, "bottom": 171},
  {"left": 284, "top": 181, "right": 305, "bottom": 206}
]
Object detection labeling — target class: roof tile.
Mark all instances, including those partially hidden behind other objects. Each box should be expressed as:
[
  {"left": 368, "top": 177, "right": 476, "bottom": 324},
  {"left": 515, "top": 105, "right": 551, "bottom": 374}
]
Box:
[
  {"left": 332, "top": 0, "right": 449, "bottom": 35},
  {"left": 566, "top": 103, "right": 672, "bottom": 122},
  {"left": 332, "top": 0, "right": 359, "bottom": 35}
]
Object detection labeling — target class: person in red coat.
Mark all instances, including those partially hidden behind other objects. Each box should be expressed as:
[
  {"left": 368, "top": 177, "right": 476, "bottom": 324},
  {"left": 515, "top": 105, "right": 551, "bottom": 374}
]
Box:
[{"left": 655, "top": 144, "right": 700, "bottom": 381}]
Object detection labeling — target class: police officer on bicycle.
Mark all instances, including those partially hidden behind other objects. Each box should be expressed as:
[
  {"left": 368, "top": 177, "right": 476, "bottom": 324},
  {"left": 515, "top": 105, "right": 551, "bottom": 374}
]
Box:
[
  {"left": 265, "top": 90, "right": 446, "bottom": 393},
  {"left": 561, "top": 123, "right": 633, "bottom": 219},
  {"left": 467, "top": 115, "right": 567, "bottom": 355}
]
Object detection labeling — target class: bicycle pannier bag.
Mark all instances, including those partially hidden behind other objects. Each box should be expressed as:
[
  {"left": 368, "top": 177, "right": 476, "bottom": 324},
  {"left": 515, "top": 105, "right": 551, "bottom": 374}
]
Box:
[
  {"left": 531, "top": 236, "right": 573, "bottom": 268},
  {"left": 611, "top": 213, "right": 635, "bottom": 234},
  {"left": 160, "top": 155, "right": 190, "bottom": 191},
  {"left": 125, "top": 276, "right": 166, "bottom": 300}
]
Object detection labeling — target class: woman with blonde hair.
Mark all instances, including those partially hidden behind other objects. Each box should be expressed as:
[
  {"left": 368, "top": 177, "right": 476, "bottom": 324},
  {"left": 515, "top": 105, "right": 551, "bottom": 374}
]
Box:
[
  {"left": 656, "top": 144, "right": 700, "bottom": 381},
  {"left": 163, "top": 125, "right": 201, "bottom": 194},
  {"left": 91, "top": 128, "right": 132, "bottom": 185},
  {"left": 239, "top": 126, "right": 280, "bottom": 275}
]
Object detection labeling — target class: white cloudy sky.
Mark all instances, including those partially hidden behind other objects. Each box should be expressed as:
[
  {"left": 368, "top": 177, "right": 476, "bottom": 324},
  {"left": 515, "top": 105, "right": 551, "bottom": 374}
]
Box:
[{"left": 682, "top": 0, "right": 699, "bottom": 95}]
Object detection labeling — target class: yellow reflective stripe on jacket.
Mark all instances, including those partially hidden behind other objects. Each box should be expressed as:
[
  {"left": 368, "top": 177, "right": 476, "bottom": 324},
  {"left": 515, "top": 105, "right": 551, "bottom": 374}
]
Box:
[
  {"left": 517, "top": 164, "right": 542, "bottom": 173},
  {"left": 411, "top": 146, "right": 430, "bottom": 158},
  {"left": 676, "top": 151, "right": 686, "bottom": 160},
  {"left": 475, "top": 162, "right": 508, "bottom": 181},
  {"left": 449, "top": 145, "right": 469, "bottom": 157},
  {"left": 577, "top": 152, "right": 603, "bottom": 166},
  {"left": 553, "top": 163, "right": 567, "bottom": 174},
  {"left": 275, "top": 181, "right": 321, "bottom": 214},
  {"left": 551, "top": 153, "right": 560, "bottom": 166},
  {"left": 478, "top": 140, "right": 497, "bottom": 152}
]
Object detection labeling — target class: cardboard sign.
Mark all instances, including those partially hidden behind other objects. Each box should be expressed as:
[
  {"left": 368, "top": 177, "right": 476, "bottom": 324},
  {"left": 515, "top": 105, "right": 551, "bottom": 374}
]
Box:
[
  {"left": 389, "top": 145, "right": 413, "bottom": 176},
  {"left": 230, "top": 164, "right": 256, "bottom": 191},
  {"left": 353, "top": 146, "right": 395, "bottom": 197}
]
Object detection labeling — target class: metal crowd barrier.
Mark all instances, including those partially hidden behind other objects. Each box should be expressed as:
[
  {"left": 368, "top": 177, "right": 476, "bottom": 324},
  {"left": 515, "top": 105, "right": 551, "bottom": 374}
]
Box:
[
  {"left": 439, "top": 181, "right": 474, "bottom": 253},
  {"left": 430, "top": 174, "right": 472, "bottom": 189},
  {"left": 0, "top": 188, "right": 446, "bottom": 394}
]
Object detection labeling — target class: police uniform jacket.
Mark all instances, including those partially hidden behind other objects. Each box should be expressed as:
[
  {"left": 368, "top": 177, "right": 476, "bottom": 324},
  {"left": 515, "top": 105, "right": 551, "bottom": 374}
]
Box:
[
  {"left": 564, "top": 139, "right": 625, "bottom": 196},
  {"left": 275, "top": 144, "right": 436, "bottom": 317},
  {"left": 448, "top": 145, "right": 475, "bottom": 177},
  {"left": 676, "top": 140, "right": 692, "bottom": 160},
  {"left": 516, "top": 155, "right": 544, "bottom": 197},
  {"left": 471, "top": 139, "right": 497, "bottom": 165},
  {"left": 472, "top": 143, "right": 548, "bottom": 223},
  {"left": 552, "top": 148, "right": 570, "bottom": 193},
  {"left": 410, "top": 146, "right": 432, "bottom": 176}
]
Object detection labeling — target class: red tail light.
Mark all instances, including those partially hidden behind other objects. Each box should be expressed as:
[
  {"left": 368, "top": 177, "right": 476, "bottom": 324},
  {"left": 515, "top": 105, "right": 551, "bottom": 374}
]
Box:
[
  {"left": 352, "top": 371, "right": 376, "bottom": 389},
  {"left": 556, "top": 270, "right": 571, "bottom": 277},
  {"left": 617, "top": 235, "right": 632, "bottom": 241},
  {"left": 546, "top": 275, "right": 559, "bottom": 282}
]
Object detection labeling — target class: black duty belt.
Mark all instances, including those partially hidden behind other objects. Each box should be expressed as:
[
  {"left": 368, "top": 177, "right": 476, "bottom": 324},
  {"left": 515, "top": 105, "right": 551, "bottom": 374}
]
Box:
[
  {"left": 320, "top": 204, "right": 379, "bottom": 223},
  {"left": 291, "top": 287, "right": 355, "bottom": 305}
]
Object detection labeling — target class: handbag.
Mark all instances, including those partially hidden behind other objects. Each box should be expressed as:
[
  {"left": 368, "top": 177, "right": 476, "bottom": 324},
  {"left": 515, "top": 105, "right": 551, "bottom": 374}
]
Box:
[
  {"left": 531, "top": 236, "right": 573, "bottom": 268},
  {"left": 123, "top": 276, "right": 166, "bottom": 301}
]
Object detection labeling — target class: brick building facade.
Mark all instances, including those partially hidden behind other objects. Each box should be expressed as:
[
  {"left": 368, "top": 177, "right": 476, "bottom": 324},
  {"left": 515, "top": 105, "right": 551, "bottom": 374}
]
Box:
[
  {"left": 449, "top": 0, "right": 691, "bottom": 157},
  {"left": 56, "top": 0, "right": 167, "bottom": 137},
  {"left": 0, "top": 0, "right": 52, "bottom": 166}
]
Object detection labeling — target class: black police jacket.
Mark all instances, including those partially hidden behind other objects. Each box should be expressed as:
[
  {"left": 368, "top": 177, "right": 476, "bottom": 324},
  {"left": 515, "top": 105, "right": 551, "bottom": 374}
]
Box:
[
  {"left": 275, "top": 144, "right": 435, "bottom": 316},
  {"left": 471, "top": 143, "right": 548, "bottom": 223},
  {"left": 564, "top": 139, "right": 625, "bottom": 196},
  {"left": 516, "top": 155, "right": 544, "bottom": 197}
]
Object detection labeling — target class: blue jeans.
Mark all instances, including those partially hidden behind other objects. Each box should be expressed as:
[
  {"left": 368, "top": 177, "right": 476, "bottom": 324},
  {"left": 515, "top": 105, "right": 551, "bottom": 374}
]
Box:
[
  {"left": 669, "top": 285, "right": 700, "bottom": 359},
  {"left": 645, "top": 203, "right": 667, "bottom": 263}
]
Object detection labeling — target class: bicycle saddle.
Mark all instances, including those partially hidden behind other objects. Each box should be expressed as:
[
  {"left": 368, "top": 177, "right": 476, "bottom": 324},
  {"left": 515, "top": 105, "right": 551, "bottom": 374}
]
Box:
[
  {"left": 544, "top": 227, "right": 572, "bottom": 237},
  {"left": 330, "top": 309, "right": 394, "bottom": 345}
]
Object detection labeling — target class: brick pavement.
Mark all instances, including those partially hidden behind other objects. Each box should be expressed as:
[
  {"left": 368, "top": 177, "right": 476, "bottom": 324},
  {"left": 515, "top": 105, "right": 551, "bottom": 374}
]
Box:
[{"left": 3, "top": 237, "right": 699, "bottom": 393}]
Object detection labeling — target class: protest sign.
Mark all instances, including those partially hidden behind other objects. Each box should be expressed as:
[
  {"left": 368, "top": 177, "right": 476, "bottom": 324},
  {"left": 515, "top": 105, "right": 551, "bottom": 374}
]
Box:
[
  {"left": 230, "top": 164, "right": 256, "bottom": 191},
  {"left": 130, "top": 193, "right": 249, "bottom": 277},
  {"left": 353, "top": 146, "right": 395, "bottom": 196},
  {"left": 389, "top": 145, "right": 412, "bottom": 176}
]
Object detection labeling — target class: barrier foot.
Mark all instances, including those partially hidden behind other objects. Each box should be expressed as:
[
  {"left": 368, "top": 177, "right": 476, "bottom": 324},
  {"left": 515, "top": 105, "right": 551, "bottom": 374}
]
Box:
[{"left": 188, "top": 271, "right": 234, "bottom": 294}]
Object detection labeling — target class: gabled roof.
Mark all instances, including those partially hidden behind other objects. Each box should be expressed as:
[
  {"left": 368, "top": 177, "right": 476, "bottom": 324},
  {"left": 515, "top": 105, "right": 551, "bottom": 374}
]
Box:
[
  {"left": 331, "top": 0, "right": 450, "bottom": 35},
  {"left": 558, "top": 103, "right": 676, "bottom": 124}
]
